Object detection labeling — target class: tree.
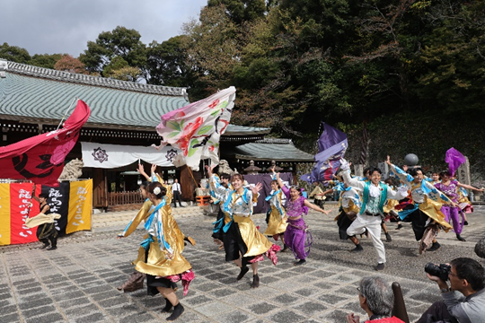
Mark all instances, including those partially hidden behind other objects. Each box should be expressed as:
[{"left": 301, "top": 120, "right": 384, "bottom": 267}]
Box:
[
  {"left": 54, "top": 54, "right": 86, "bottom": 74},
  {"left": 29, "top": 54, "right": 63, "bottom": 69},
  {"left": 183, "top": 5, "right": 240, "bottom": 98},
  {"left": 207, "top": 0, "right": 267, "bottom": 24},
  {"left": 414, "top": 0, "right": 485, "bottom": 112},
  {"left": 109, "top": 66, "right": 142, "bottom": 81},
  {"left": 0, "top": 43, "right": 31, "bottom": 63},
  {"left": 146, "top": 36, "right": 196, "bottom": 87},
  {"left": 79, "top": 26, "right": 147, "bottom": 78}
]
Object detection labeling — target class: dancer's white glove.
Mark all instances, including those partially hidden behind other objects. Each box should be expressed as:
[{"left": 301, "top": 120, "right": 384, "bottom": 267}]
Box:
[
  {"left": 397, "top": 185, "right": 409, "bottom": 199},
  {"left": 339, "top": 158, "right": 350, "bottom": 171}
]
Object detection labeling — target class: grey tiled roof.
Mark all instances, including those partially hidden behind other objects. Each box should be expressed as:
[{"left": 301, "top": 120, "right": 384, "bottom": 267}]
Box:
[
  {"left": 0, "top": 60, "right": 271, "bottom": 136},
  {"left": 5, "top": 61, "right": 186, "bottom": 96},
  {"left": 0, "top": 72, "right": 189, "bottom": 129},
  {"left": 233, "top": 141, "right": 314, "bottom": 162}
]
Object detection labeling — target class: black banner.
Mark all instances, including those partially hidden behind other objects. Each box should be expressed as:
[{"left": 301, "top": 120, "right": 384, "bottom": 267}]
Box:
[{"left": 41, "top": 182, "right": 70, "bottom": 236}]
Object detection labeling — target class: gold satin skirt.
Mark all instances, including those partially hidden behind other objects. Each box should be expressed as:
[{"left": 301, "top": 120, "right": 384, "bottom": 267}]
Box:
[
  {"left": 233, "top": 215, "right": 273, "bottom": 257},
  {"left": 419, "top": 198, "right": 452, "bottom": 232},
  {"left": 133, "top": 235, "right": 192, "bottom": 277},
  {"left": 383, "top": 199, "right": 399, "bottom": 214},
  {"left": 263, "top": 207, "right": 288, "bottom": 236},
  {"left": 335, "top": 201, "right": 360, "bottom": 221}
]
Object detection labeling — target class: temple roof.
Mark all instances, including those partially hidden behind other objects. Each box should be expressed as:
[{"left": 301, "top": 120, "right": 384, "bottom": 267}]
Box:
[
  {"left": 0, "top": 59, "right": 271, "bottom": 137},
  {"left": 232, "top": 139, "right": 314, "bottom": 162}
]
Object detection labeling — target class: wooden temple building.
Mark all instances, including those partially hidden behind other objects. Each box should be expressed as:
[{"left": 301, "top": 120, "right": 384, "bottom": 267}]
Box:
[{"left": 0, "top": 59, "right": 314, "bottom": 210}]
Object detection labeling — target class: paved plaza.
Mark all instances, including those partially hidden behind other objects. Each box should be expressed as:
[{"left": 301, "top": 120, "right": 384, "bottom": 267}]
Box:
[{"left": 1, "top": 204, "right": 484, "bottom": 323}]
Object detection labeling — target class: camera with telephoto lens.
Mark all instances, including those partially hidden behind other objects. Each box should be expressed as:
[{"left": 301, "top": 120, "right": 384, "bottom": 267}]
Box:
[{"left": 425, "top": 263, "right": 451, "bottom": 281}]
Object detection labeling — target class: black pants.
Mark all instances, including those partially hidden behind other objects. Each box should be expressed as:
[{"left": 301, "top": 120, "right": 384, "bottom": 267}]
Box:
[
  {"left": 407, "top": 207, "right": 429, "bottom": 241},
  {"left": 223, "top": 222, "right": 254, "bottom": 263},
  {"left": 416, "top": 300, "right": 458, "bottom": 323},
  {"left": 212, "top": 208, "right": 225, "bottom": 241},
  {"left": 36, "top": 222, "right": 58, "bottom": 247},
  {"left": 172, "top": 191, "right": 183, "bottom": 207},
  {"left": 336, "top": 211, "right": 354, "bottom": 240}
]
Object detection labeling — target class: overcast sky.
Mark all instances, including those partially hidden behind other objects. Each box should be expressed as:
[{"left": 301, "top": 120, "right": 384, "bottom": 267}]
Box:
[{"left": 1, "top": 0, "right": 207, "bottom": 57}]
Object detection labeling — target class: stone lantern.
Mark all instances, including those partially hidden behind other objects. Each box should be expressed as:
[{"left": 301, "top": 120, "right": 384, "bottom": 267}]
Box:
[{"left": 244, "top": 160, "right": 261, "bottom": 175}]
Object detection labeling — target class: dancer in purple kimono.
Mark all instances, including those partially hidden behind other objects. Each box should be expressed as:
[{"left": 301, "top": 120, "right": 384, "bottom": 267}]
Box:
[
  {"left": 275, "top": 173, "right": 331, "bottom": 265},
  {"left": 434, "top": 171, "right": 484, "bottom": 242}
]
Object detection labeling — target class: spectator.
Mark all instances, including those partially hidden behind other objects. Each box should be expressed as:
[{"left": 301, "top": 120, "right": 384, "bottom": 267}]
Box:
[
  {"left": 347, "top": 276, "right": 404, "bottom": 323},
  {"left": 417, "top": 257, "right": 485, "bottom": 323},
  {"left": 172, "top": 178, "right": 183, "bottom": 207}
]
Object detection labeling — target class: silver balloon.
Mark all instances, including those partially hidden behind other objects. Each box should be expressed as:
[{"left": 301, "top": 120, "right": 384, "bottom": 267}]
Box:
[{"left": 404, "top": 153, "right": 419, "bottom": 166}]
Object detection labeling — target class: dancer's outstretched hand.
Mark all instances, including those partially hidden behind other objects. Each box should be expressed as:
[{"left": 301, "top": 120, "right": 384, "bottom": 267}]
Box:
[
  {"left": 151, "top": 164, "right": 157, "bottom": 174},
  {"left": 250, "top": 183, "right": 263, "bottom": 195},
  {"left": 386, "top": 155, "right": 392, "bottom": 165},
  {"left": 339, "top": 158, "right": 350, "bottom": 171},
  {"left": 137, "top": 163, "right": 146, "bottom": 175},
  {"left": 205, "top": 165, "right": 211, "bottom": 176}
]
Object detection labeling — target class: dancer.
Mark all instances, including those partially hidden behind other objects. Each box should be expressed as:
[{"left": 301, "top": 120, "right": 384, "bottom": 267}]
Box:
[
  {"left": 340, "top": 159, "right": 407, "bottom": 270},
  {"left": 207, "top": 165, "right": 279, "bottom": 288},
  {"left": 386, "top": 157, "right": 453, "bottom": 252},
  {"left": 275, "top": 172, "right": 331, "bottom": 266},
  {"left": 210, "top": 172, "right": 231, "bottom": 248},
  {"left": 434, "top": 171, "right": 484, "bottom": 241},
  {"left": 133, "top": 182, "right": 194, "bottom": 321},
  {"left": 429, "top": 172, "right": 440, "bottom": 185},
  {"left": 263, "top": 170, "right": 288, "bottom": 249},
  {"left": 362, "top": 168, "right": 393, "bottom": 241},
  {"left": 118, "top": 165, "right": 195, "bottom": 294},
  {"left": 334, "top": 181, "right": 362, "bottom": 242},
  {"left": 116, "top": 180, "right": 152, "bottom": 292},
  {"left": 457, "top": 186, "right": 472, "bottom": 224},
  {"left": 26, "top": 192, "right": 59, "bottom": 250}
]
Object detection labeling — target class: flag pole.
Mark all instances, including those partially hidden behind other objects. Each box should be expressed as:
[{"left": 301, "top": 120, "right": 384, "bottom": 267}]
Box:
[{"left": 56, "top": 97, "right": 78, "bottom": 131}]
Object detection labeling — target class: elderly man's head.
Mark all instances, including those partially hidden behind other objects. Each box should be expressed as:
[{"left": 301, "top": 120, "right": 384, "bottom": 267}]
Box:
[{"left": 358, "top": 276, "right": 394, "bottom": 317}]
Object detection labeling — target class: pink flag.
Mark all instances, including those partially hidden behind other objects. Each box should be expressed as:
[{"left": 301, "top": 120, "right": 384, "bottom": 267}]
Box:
[
  {"left": 0, "top": 100, "right": 91, "bottom": 186},
  {"left": 155, "top": 87, "right": 235, "bottom": 170}
]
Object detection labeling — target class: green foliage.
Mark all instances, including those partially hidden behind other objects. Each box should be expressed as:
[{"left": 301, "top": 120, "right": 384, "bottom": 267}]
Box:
[
  {"left": 29, "top": 53, "right": 63, "bottom": 69},
  {"left": 207, "top": 0, "right": 267, "bottom": 24},
  {"left": 0, "top": 43, "right": 31, "bottom": 63},
  {"left": 344, "top": 110, "right": 485, "bottom": 176},
  {"left": 146, "top": 36, "right": 195, "bottom": 87},
  {"left": 80, "top": 26, "right": 147, "bottom": 78}
]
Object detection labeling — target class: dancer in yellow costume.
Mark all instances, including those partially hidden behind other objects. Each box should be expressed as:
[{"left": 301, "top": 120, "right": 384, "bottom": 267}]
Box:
[
  {"left": 386, "top": 156, "right": 453, "bottom": 253},
  {"left": 133, "top": 182, "right": 194, "bottom": 321},
  {"left": 263, "top": 171, "right": 288, "bottom": 248},
  {"left": 207, "top": 165, "right": 280, "bottom": 288}
]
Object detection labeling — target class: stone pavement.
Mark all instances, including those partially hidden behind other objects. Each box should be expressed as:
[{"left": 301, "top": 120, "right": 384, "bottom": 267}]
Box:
[{"left": 1, "top": 204, "right": 484, "bottom": 323}]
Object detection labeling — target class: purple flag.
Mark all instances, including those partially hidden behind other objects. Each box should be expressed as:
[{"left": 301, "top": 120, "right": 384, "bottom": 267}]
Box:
[
  {"left": 301, "top": 123, "right": 348, "bottom": 183},
  {"left": 445, "top": 147, "right": 466, "bottom": 177}
]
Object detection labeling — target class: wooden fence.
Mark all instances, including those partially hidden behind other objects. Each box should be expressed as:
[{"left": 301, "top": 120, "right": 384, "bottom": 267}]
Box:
[{"left": 108, "top": 190, "right": 144, "bottom": 206}]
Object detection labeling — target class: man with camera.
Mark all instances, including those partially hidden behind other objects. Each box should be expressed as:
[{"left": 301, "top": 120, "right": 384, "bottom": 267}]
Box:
[{"left": 417, "top": 257, "right": 485, "bottom": 323}]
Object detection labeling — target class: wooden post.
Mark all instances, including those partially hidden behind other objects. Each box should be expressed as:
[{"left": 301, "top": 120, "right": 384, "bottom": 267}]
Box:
[
  {"left": 457, "top": 156, "right": 472, "bottom": 200},
  {"left": 93, "top": 168, "right": 108, "bottom": 209},
  {"left": 180, "top": 165, "right": 198, "bottom": 202}
]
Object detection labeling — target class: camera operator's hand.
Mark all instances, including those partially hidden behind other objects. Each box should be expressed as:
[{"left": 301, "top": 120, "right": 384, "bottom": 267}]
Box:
[{"left": 426, "top": 273, "right": 449, "bottom": 291}]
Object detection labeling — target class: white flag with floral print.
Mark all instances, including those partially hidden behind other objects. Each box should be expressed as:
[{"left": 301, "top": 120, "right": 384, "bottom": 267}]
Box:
[{"left": 155, "top": 86, "right": 235, "bottom": 171}]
